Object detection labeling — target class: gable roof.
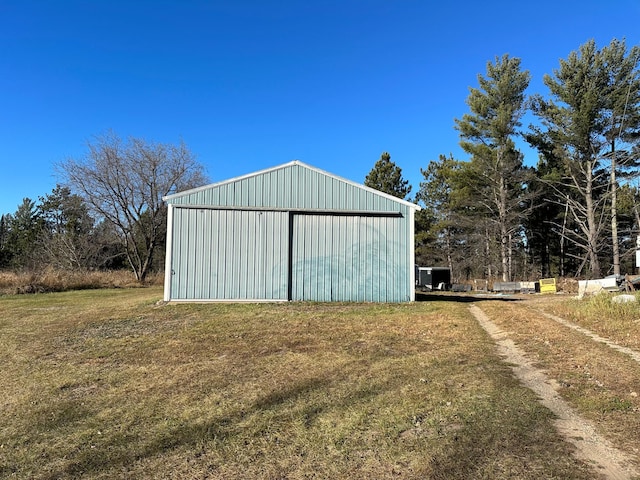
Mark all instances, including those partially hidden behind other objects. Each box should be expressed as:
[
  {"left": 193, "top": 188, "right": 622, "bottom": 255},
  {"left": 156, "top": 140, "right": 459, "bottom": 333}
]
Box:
[{"left": 163, "top": 160, "right": 420, "bottom": 211}]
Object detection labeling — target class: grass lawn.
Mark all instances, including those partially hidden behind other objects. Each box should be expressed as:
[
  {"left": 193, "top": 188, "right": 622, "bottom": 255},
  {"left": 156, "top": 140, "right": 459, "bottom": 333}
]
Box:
[{"left": 0, "top": 288, "right": 596, "bottom": 479}]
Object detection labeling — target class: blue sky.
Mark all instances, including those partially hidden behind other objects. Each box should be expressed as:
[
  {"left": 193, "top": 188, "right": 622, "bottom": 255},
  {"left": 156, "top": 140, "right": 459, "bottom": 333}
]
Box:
[{"left": 2, "top": 0, "right": 640, "bottom": 216}]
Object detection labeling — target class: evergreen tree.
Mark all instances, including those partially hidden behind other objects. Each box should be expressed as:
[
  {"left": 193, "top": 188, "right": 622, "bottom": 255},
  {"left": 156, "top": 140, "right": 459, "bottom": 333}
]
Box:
[
  {"left": 0, "top": 214, "right": 10, "bottom": 268},
  {"left": 417, "top": 154, "right": 503, "bottom": 281},
  {"left": 455, "top": 54, "right": 532, "bottom": 281},
  {"left": 601, "top": 40, "right": 640, "bottom": 275},
  {"left": 364, "top": 152, "right": 412, "bottom": 199},
  {"left": 613, "top": 183, "right": 639, "bottom": 273},
  {"left": 37, "top": 185, "right": 99, "bottom": 269},
  {"left": 416, "top": 154, "right": 465, "bottom": 276},
  {"left": 529, "top": 39, "right": 640, "bottom": 277},
  {"left": 5, "top": 198, "right": 42, "bottom": 269},
  {"left": 524, "top": 155, "right": 578, "bottom": 277}
]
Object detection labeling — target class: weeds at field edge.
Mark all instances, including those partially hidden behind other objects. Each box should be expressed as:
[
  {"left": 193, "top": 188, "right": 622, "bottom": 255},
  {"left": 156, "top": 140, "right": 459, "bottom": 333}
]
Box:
[{"left": 0, "top": 269, "right": 163, "bottom": 295}]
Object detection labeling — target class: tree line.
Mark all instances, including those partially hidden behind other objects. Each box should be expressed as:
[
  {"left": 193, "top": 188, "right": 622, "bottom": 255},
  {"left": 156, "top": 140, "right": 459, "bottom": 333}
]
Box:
[
  {"left": 1, "top": 38, "right": 639, "bottom": 283},
  {"left": 0, "top": 133, "right": 207, "bottom": 281},
  {"left": 367, "top": 38, "right": 640, "bottom": 282}
]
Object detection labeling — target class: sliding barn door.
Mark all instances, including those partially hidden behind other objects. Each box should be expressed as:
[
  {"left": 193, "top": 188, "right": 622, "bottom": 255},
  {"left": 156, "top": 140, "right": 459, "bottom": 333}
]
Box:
[{"left": 290, "top": 214, "right": 405, "bottom": 302}]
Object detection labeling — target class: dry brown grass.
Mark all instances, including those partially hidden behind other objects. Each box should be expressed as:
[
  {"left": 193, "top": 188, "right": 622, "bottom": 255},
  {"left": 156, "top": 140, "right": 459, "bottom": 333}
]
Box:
[
  {"left": 535, "top": 292, "right": 640, "bottom": 350},
  {"left": 479, "top": 299, "right": 640, "bottom": 465},
  {"left": 0, "top": 289, "right": 598, "bottom": 479},
  {"left": 0, "top": 269, "right": 164, "bottom": 295}
]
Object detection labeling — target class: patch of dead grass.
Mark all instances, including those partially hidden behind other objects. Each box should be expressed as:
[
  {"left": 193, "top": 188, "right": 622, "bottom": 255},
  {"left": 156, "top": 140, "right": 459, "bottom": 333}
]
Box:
[
  {"left": 479, "top": 299, "right": 640, "bottom": 465},
  {"left": 0, "top": 289, "right": 597, "bottom": 479},
  {"left": 0, "top": 269, "right": 164, "bottom": 296},
  {"left": 535, "top": 293, "right": 640, "bottom": 351}
]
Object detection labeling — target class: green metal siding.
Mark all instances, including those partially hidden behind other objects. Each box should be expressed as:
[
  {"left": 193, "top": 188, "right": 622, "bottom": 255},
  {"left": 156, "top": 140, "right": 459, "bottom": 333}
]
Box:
[
  {"left": 164, "top": 162, "right": 417, "bottom": 302},
  {"left": 169, "top": 208, "right": 289, "bottom": 300},
  {"left": 167, "top": 163, "right": 405, "bottom": 213},
  {"left": 291, "top": 214, "right": 409, "bottom": 302}
]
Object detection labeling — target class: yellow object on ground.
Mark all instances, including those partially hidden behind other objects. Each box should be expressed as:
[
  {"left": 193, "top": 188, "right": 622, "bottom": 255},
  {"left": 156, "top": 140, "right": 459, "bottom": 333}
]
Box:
[{"left": 539, "top": 278, "right": 557, "bottom": 294}]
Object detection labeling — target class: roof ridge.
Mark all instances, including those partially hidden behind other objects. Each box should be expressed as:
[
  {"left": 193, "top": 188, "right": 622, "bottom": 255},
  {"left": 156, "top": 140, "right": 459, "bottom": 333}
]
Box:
[{"left": 163, "top": 161, "right": 420, "bottom": 210}]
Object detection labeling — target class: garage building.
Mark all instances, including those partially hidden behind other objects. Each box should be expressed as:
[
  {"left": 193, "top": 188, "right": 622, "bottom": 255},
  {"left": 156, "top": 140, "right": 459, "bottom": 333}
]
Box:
[{"left": 163, "top": 161, "right": 420, "bottom": 302}]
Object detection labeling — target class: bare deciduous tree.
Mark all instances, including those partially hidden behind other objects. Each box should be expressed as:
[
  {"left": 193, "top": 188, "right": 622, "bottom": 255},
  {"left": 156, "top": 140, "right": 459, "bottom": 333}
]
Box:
[{"left": 59, "top": 132, "right": 208, "bottom": 281}]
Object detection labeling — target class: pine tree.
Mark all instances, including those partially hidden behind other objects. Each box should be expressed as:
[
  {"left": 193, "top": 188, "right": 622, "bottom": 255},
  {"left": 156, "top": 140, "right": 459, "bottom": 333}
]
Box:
[
  {"left": 37, "top": 185, "right": 98, "bottom": 269},
  {"left": 455, "top": 54, "right": 532, "bottom": 281},
  {"left": 5, "top": 198, "right": 42, "bottom": 269},
  {"left": 364, "top": 152, "right": 411, "bottom": 199},
  {"left": 529, "top": 39, "right": 640, "bottom": 278},
  {"left": 0, "top": 214, "right": 9, "bottom": 268},
  {"left": 601, "top": 40, "right": 640, "bottom": 275},
  {"left": 417, "top": 154, "right": 465, "bottom": 276}
]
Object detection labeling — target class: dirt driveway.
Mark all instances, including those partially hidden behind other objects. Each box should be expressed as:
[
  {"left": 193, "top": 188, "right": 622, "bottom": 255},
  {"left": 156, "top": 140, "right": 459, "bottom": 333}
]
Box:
[{"left": 469, "top": 296, "right": 640, "bottom": 480}]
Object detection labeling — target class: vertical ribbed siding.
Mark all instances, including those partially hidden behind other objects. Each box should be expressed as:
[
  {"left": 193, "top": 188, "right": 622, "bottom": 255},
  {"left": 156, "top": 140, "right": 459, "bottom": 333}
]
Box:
[
  {"left": 171, "top": 164, "right": 403, "bottom": 212},
  {"left": 291, "top": 214, "right": 408, "bottom": 302},
  {"left": 169, "top": 206, "right": 413, "bottom": 302},
  {"left": 165, "top": 163, "right": 418, "bottom": 302},
  {"left": 170, "top": 208, "right": 288, "bottom": 300}
]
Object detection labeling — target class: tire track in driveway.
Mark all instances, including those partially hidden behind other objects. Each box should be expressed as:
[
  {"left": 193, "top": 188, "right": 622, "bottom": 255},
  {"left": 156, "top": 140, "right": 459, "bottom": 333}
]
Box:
[
  {"left": 535, "top": 309, "right": 640, "bottom": 365},
  {"left": 470, "top": 304, "right": 639, "bottom": 480}
]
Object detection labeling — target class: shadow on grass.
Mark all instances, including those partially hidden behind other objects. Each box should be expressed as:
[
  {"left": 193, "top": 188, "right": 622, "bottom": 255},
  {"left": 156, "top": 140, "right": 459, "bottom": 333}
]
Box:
[
  {"left": 43, "top": 388, "right": 299, "bottom": 477},
  {"left": 45, "top": 372, "right": 385, "bottom": 478},
  {"left": 415, "top": 292, "right": 523, "bottom": 303},
  {"left": 35, "top": 342, "right": 593, "bottom": 479}
]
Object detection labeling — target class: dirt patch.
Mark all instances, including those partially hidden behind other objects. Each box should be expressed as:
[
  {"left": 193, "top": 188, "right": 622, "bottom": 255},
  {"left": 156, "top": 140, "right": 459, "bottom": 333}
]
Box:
[{"left": 470, "top": 304, "right": 639, "bottom": 480}]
